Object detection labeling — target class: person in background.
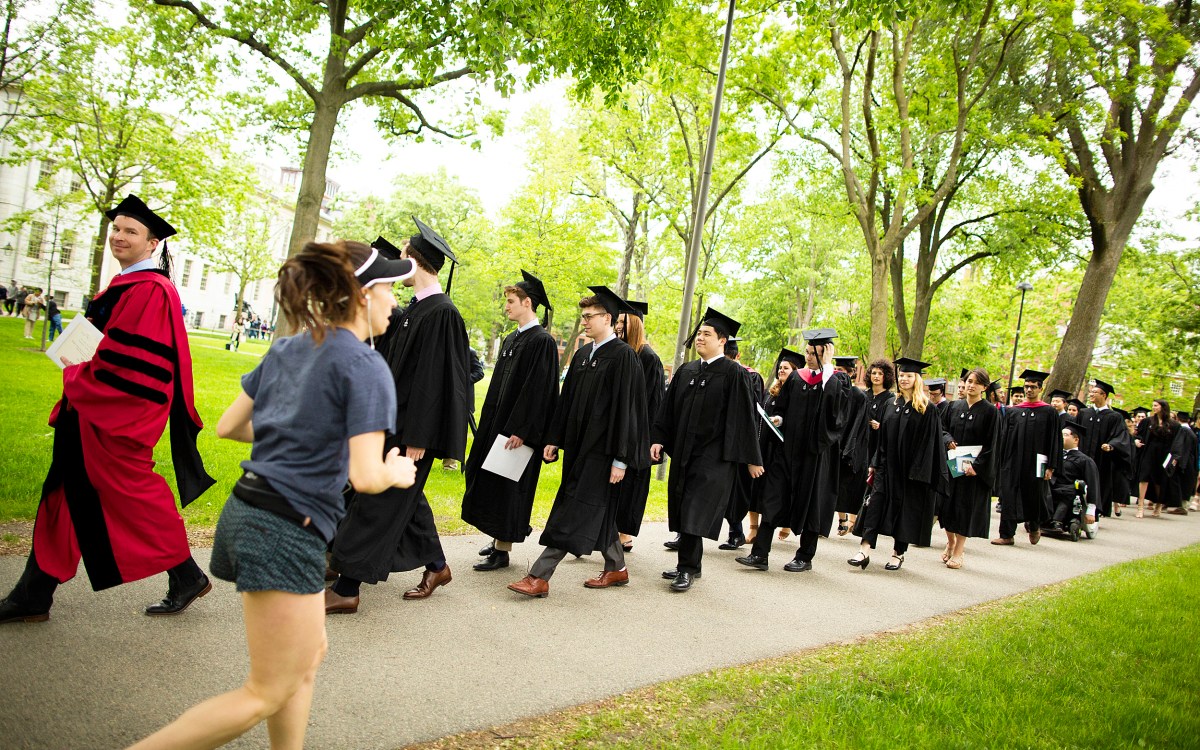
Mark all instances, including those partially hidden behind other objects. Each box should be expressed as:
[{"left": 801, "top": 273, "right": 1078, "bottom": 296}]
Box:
[
  {"left": 46, "top": 294, "right": 62, "bottom": 341},
  {"left": 1050, "top": 422, "right": 1101, "bottom": 532},
  {"left": 992, "top": 369, "right": 1061, "bottom": 548},
  {"left": 0, "top": 282, "right": 8, "bottom": 316},
  {"left": 745, "top": 349, "right": 802, "bottom": 545},
  {"left": 615, "top": 300, "right": 665, "bottom": 553},
  {"left": 717, "top": 336, "right": 764, "bottom": 550},
  {"left": 940, "top": 368, "right": 1000, "bottom": 569},
  {"left": 22, "top": 288, "right": 44, "bottom": 339},
  {"left": 833, "top": 355, "right": 869, "bottom": 536},
  {"left": 1049, "top": 389, "right": 1072, "bottom": 427},
  {"left": 1078, "top": 379, "right": 1133, "bottom": 519},
  {"left": 1133, "top": 399, "right": 1181, "bottom": 518}
]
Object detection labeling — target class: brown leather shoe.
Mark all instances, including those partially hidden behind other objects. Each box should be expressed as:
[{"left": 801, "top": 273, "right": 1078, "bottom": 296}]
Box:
[
  {"left": 324, "top": 587, "right": 359, "bottom": 615},
  {"left": 324, "top": 567, "right": 339, "bottom": 582},
  {"left": 507, "top": 575, "right": 549, "bottom": 598},
  {"left": 403, "top": 565, "right": 453, "bottom": 600},
  {"left": 990, "top": 537, "right": 1015, "bottom": 546},
  {"left": 584, "top": 569, "right": 629, "bottom": 588},
  {"left": 1028, "top": 529, "right": 1041, "bottom": 545}
]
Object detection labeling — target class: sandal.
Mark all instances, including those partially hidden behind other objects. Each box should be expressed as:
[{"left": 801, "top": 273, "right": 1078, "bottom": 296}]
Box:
[
  {"left": 941, "top": 544, "right": 951, "bottom": 564},
  {"left": 946, "top": 555, "right": 963, "bottom": 569},
  {"left": 837, "top": 516, "right": 849, "bottom": 536}
]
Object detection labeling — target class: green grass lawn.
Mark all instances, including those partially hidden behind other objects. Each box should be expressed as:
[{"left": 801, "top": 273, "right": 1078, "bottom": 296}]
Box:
[
  {"left": 0, "top": 315, "right": 668, "bottom": 534},
  {"left": 414, "top": 544, "right": 1200, "bottom": 750}
]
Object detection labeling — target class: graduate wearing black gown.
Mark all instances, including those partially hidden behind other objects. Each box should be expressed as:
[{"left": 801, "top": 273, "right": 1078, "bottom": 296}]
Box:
[
  {"left": 1134, "top": 400, "right": 1182, "bottom": 512},
  {"left": 834, "top": 356, "right": 869, "bottom": 534},
  {"left": 614, "top": 301, "right": 665, "bottom": 543},
  {"left": 508, "top": 287, "right": 647, "bottom": 598},
  {"left": 1050, "top": 421, "right": 1102, "bottom": 529},
  {"left": 1173, "top": 413, "right": 1199, "bottom": 510},
  {"left": 737, "top": 329, "right": 849, "bottom": 573},
  {"left": 461, "top": 272, "right": 560, "bottom": 571},
  {"left": 328, "top": 225, "right": 471, "bottom": 611},
  {"left": 653, "top": 309, "right": 763, "bottom": 591},
  {"left": 746, "top": 350, "right": 804, "bottom": 539},
  {"left": 994, "top": 370, "right": 1062, "bottom": 546},
  {"left": 851, "top": 358, "right": 946, "bottom": 571},
  {"left": 1078, "top": 379, "right": 1133, "bottom": 518},
  {"left": 719, "top": 337, "right": 766, "bottom": 549},
  {"left": 939, "top": 371, "right": 1000, "bottom": 548}
]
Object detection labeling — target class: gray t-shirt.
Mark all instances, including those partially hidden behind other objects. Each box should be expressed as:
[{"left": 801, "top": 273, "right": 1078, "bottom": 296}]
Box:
[{"left": 240, "top": 327, "right": 396, "bottom": 542}]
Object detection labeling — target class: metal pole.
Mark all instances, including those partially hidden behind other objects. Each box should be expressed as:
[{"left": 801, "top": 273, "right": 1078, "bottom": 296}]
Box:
[
  {"left": 1006, "top": 287, "right": 1027, "bottom": 405},
  {"left": 670, "top": 0, "right": 737, "bottom": 375}
]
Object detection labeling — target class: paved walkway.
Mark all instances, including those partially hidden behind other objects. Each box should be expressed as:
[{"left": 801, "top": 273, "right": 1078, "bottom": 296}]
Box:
[{"left": 2, "top": 512, "right": 1197, "bottom": 749}]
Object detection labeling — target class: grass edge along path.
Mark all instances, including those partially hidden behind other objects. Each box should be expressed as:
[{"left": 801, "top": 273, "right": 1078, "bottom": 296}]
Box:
[{"left": 404, "top": 544, "right": 1200, "bottom": 750}]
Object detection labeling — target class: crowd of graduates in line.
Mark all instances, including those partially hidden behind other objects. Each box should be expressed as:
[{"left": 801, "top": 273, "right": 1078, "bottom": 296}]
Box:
[{"left": 3, "top": 199, "right": 1198, "bottom": 747}]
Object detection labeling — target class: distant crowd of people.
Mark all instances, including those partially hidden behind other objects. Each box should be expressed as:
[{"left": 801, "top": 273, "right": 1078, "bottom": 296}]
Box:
[{"left": 0, "top": 280, "right": 62, "bottom": 341}]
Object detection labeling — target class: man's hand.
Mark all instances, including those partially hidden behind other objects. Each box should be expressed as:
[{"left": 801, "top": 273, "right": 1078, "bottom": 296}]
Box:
[
  {"left": 770, "top": 415, "right": 783, "bottom": 427},
  {"left": 59, "top": 356, "right": 77, "bottom": 368},
  {"left": 1135, "top": 439, "right": 1144, "bottom": 449},
  {"left": 543, "top": 445, "right": 559, "bottom": 462},
  {"left": 386, "top": 448, "right": 417, "bottom": 488},
  {"left": 406, "top": 446, "right": 426, "bottom": 462},
  {"left": 650, "top": 443, "right": 663, "bottom": 462},
  {"left": 1044, "top": 469, "right": 1054, "bottom": 482},
  {"left": 1101, "top": 443, "right": 1112, "bottom": 452},
  {"left": 748, "top": 464, "right": 764, "bottom": 478},
  {"left": 505, "top": 435, "right": 525, "bottom": 450},
  {"left": 609, "top": 465, "right": 626, "bottom": 483},
  {"left": 869, "top": 419, "right": 880, "bottom": 430},
  {"left": 947, "top": 441, "right": 958, "bottom": 451},
  {"left": 963, "top": 463, "right": 976, "bottom": 477}
]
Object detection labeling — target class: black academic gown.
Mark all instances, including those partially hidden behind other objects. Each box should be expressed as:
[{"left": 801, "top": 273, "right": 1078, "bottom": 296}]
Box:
[
  {"left": 1051, "top": 449, "right": 1101, "bottom": 523},
  {"left": 748, "top": 390, "right": 782, "bottom": 514},
  {"left": 758, "top": 369, "right": 849, "bottom": 537},
  {"left": 461, "top": 323, "right": 560, "bottom": 542},
  {"left": 1079, "top": 407, "right": 1133, "bottom": 517},
  {"left": 1137, "top": 418, "right": 1183, "bottom": 506},
  {"left": 998, "top": 403, "right": 1062, "bottom": 529},
  {"left": 835, "top": 385, "right": 870, "bottom": 515},
  {"left": 939, "top": 399, "right": 1000, "bottom": 538},
  {"left": 539, "top": 338, "right": 648, "bottom": 556},
  {"left": 855, "top": 396, "right": 946, "bottom": 547},
  {"left": 1172, "top": 425, "right": 1199, "bottom": 503},
  {"left": 652, "top": 357, "right": 762, "bottom": 540},
  {"left": 616, "top": 343, "right": 665, "bottom": 536},
  {"left": 723, "top": 365, "right": 766, "bottom": 531},
  {"left": 332, "top": 295, "right": 472, "bottom": 582}
]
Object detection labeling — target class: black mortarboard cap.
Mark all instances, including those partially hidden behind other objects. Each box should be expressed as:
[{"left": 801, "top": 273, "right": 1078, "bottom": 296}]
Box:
[
  {"left": 774, "top": 347, "right": 804, "bottom": 373},
  {"left": 626, "top": 300, "right": 648, "bottom": 319},
  {"left": 802, "top": 327, "right": 837, "bottom": 346},
  {"left": 1012, "top": 385, "right": 1025, "bottom": 394},
  {"left": 833, "top": 356, "right": 858, "bottom": 367},
  {"left": 1114, "top": 408, "right": 1130, "bottom": 421},
  {"left": 1177, "top": 411, "right": 1192, "bottom": 422},
  {"left": 1092, "top": 378, "right": 1116, "bottom": 396},
  {"left": 986, "top": 379, "right": 1004, "bottom": 395},
  {"left": 1064, "top": 420, "right": 1086, "bottom": 437},
  {"left": 517, "top": 270, "right": 553, "bottom": 327},
  {"left": 960, "top": 368, "right": 969, "bottom": 380},
  {"left": 893, "top": 357, "right": 931, "bottom": 374},
  {"left": 926, "top": 378, "right": 947, "bottom": 392},
  {"left": 372, "top": 236, "right": 403, "bottom": 260},
  {"left": 685, "top": 307, "right": 741, "bottom": 346},
  {"left": 587, "top": 285, "right": 634, "bottom": 321},
  {"left": 1067, "top": 398, "right": 1086, "bottom": 411},
  {"left": 106, "top": 194, "right": 176, "bottom": 239},
  {"left": 410, "top": 216, "right": 458, "bottom": 294},
  {"left": 1019, "top": 368, "right": 1050, "bottom": 384},
  {"left": 1048, "top": 389, "right": 1072, "bottom": 402},
  {"left": 1132, "top": 405, "right": 1150, "bottom": 415}
]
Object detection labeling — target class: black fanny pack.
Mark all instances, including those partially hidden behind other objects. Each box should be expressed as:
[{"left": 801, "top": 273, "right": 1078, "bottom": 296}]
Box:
[{"left": 233, "top": 471, "right": 320, "bottom": 537}]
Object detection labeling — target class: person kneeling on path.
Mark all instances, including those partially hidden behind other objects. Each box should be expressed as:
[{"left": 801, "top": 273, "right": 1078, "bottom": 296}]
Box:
[
  {"left": 1, "top": 195, "right": 215, "bottom": 625},
  {"left": 737, "top": 328, "right": 848, "bottom": 574},
  {"left": 508, "top": 287, "right": 647, "bottom": 598},
  {"left": 128, "top": 240, "right": 417, "bottom": 749},
  {"left": 652, "top": 309, "right": 763, "bottom": 592}
]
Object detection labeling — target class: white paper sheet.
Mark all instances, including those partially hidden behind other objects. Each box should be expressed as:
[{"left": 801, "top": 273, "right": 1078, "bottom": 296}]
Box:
[
  {"left": 481, "top": 434, "right": 535, "bottom": 482},
  {"left": 45, "top": 315, "right": 103, "bottom": 369},
  {"left": 1036, "top": 453, "right": 1048, "bottom": 479},
  {"left": 757, "top": 403, "right": 784, "bottom": 442}
]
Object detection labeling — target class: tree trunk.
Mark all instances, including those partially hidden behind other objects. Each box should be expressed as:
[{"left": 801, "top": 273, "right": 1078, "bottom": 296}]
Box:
[
  {"left": 867, "top": 240, "right": 889, "bottom": 361},
  {"left": 1044, "top": 236, "right": 1125, "bottom": 395},
  {"left": 287, "top": 99, "right": 340, "bottom": 258},
  {"left": 87, "top": 184, "right": 118, "bottom": 295},
  {"left": 616, "top": 191, "right": 641, "bottom": 297},
  {"left": 889, "top": 243, "right": 908, "bottom": 353}
]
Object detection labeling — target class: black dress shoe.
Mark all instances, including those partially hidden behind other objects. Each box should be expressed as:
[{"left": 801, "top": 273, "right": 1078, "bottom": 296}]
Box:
[
  {"left": 884, "top": 555, "right": 905, "bottom": 571},
  {"left": 848, "top": 553, "right": 870, "bottom": 569},
  {"left": 663, "top": 534, "right": 680, "bottom": 550},
  {"left": 734, "top": 554, "right": 768, "bottom": 570},
  {"left": 146, "top": 574, "right": 212, "bottom": 616},
  {"left": 669, "top": 571, "right": 695, "bottom": 592},
  {"left": 717, "top": 535, "right": 746, "bottom": 550},
  {"left": 661, "top": 568, "right": 702, "bottom": 580},
  {"left": 783, "top": 558, "right": 813, "bottom": 572},
  {"left": 473, "top": 551, "right": 510, "bottom": 571},
  {"left": 0, "top": 597, "right": 50, "bottom": 624},
  {"left": 478, "top": 542, "right": 495, "bottom": 557}
]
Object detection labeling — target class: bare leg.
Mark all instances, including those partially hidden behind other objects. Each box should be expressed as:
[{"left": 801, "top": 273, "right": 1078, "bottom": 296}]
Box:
[
  {"left": 942, "top": 530, "right": 953, "bottom": 562},
  {"left": 128, "top": 590, "right": 327, "bottom": 750},
  {"left": 1136, "top": 481, "right": 1149, "bottom": 517},
  {"left": 745, "top": 512, "right": 760, "bottom": 544}
]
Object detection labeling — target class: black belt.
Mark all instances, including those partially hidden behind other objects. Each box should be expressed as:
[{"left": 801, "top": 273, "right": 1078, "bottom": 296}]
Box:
[{"left": 233, "top": 471, "right": 322, "bottom": 538}]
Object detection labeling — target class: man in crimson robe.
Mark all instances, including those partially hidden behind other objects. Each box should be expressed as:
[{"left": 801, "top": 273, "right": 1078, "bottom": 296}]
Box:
[{"left": 1, "top": 195, "right": 215, "bottom": 624}]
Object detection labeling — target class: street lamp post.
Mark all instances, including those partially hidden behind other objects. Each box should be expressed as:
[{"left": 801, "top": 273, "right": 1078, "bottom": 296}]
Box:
[{"left": 1006, "top": 281, "right": 1033, "bottom": 405}]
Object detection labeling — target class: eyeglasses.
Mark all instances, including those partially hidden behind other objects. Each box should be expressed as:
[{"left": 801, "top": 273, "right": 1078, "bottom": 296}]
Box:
[{"left": 580, "top": 312, "right": 606, "bottom": 322}]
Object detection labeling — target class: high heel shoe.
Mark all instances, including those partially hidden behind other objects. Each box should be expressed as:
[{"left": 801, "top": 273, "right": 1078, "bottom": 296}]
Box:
[
  {"left": 945, "top": 555, "right": 963, "bottom": 569},
  {"left": 848, "top": 552, "right": 870, "bottom": 569},
  {"left": 940, "top": 544, "right": 951, "bottom": 564},
  {"left": 622, "top": 541, "right": 634, "bottom": 552},
  {"left": 884, "top": 554, "right": 905, "bottom": 571},
  {"left": 745, "top": 524, "right": 759, "bottom": 545},
  {"left": 837, "top": 516, "right": 849, "bottom": 536}
]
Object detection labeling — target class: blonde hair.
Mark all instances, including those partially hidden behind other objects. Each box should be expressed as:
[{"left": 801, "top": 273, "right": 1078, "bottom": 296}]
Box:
[{"left": 897, "top": 371, "right": 930, "bottom": 414}]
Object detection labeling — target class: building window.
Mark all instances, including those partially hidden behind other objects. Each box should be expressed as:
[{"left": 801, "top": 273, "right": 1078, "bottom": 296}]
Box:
[
  {"left": 37, "top": 160, "right": 57, "bottom": 189},
  {"left": 70, "top": 175, "right": 82, "bottom": 193},
  {"left": 27, "top": 222, "right": 46, "bottom": 258},
  {"left": 59, "top": 229, "right": 75, "bottom": 265},
  {"left": 218, "top": 314, "right": 227, "bottom": 329},
  {"left": 181, "top": 259, "right": 193, "bottom": 286},
  {"left": 199, "top": 266, "right": 209, "bottom": 291},
  {"left": 224, "top": 273, "right": 232, "bottom": 293}
]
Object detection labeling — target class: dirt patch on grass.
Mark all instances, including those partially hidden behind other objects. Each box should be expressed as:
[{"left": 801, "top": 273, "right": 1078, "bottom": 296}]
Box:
[{"left": 0, "top": 521, "right": 217, "bottom": 555}]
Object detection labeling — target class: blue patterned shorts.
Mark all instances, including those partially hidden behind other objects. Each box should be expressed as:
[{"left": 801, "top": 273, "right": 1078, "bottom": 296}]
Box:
[{"left": 210, "top": 494, "right": 326, "bottom": 594}]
